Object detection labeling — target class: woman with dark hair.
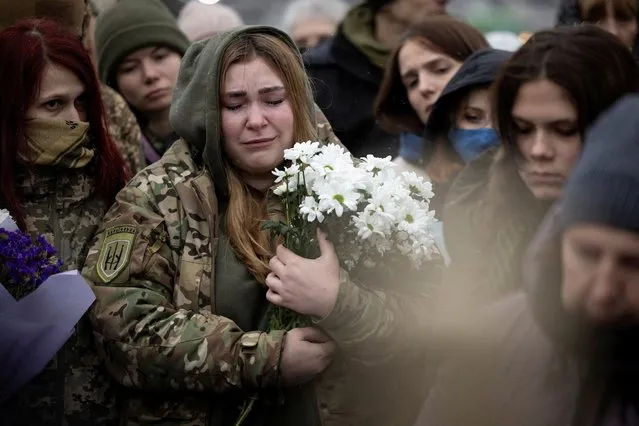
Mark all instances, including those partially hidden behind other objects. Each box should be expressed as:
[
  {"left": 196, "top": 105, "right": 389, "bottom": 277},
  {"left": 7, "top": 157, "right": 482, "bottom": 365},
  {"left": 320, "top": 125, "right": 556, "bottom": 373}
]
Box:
[
  {"left": 580, "top": 0, "right": 638, "bottom": 48},
  {"left": 558, "top": 0, "right": 639, "bottom": 52},
  {"left": 0, "top": 18, "right": 129, "bottom": 425},
  {"left": 374, "top": 15, "right": 488, "bottom": 215},
  {"left": 435, "top": 25, "right": 639, "bottom": 336},
  {"left": 417, "top": 93, "right": 639, "bottom": 426}
]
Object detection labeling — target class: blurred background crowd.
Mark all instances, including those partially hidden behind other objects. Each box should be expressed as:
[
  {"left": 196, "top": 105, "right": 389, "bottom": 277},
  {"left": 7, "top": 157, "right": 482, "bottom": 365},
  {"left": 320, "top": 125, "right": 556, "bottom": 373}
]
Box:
[{"left": 92, "top": 0, "right": 558, "bottom": 36}]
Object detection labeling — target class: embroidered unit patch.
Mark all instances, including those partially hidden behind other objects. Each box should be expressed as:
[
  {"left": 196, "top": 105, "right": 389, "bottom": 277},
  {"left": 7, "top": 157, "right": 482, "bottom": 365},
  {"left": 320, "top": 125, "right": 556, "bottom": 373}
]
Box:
[{"left": 96, "top": 225, "right": 136, "bottom": 282}]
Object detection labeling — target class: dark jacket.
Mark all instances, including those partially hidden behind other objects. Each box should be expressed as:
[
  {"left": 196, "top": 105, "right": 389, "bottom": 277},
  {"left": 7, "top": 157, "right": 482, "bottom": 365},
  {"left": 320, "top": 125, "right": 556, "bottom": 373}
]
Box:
[
  {"left": 303, "top": 28, "right": 399, "bottom": 159},
  {"left": 439, "top": 147, "right": 547, "bottom": 302},
  {"left": 416, "top": 206, "right": 639, "bottom": 426}
]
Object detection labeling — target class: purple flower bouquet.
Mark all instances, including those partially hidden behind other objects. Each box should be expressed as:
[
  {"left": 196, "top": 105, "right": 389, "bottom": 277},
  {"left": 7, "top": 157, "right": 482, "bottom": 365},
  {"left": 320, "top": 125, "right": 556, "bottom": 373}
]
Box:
[
  {"left": 0, "top": 209, "right": 95, "bottom": 401},
  {"left": 0, "top": 228, "right": 62, "bottom": 300}
]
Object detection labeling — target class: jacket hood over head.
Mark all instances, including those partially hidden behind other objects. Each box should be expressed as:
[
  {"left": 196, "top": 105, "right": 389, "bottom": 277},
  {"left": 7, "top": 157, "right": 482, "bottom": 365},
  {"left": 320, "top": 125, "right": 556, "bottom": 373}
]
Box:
[
  {"left": 169, "top": 25, "right": 316, "bottom": 199},
  {"left": 424, "top": 48, "right": 511, "bottom": 141}
]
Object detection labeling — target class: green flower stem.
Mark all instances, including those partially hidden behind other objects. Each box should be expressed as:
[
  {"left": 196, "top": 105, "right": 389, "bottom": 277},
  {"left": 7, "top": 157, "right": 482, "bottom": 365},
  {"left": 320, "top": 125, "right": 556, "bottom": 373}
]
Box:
[
  {"left": 234, "top": 398, "right": 256, "bottom": 426},
  {"left": 235, "top": 169, "right": 314, "bottom": 425}
]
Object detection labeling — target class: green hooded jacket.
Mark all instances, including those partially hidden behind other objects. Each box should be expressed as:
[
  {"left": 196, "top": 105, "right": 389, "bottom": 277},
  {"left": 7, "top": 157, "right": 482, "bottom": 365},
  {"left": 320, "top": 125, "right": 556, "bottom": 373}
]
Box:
[{"left": 82, "top": 26, "right": 433, "bottom": 426}]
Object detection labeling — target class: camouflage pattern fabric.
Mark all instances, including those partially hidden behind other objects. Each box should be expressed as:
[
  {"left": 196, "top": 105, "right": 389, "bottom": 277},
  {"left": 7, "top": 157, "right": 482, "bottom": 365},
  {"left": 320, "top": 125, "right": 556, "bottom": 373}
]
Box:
[
  {"left": 82, "top": 116, "right": 434, "bottom": 426},
  {"left": 82, "top": 139, "right": 285, "bottom": 425},
  {"left": 0, "top": 165, "right": 118, "bottom": 425},
  {"left": 101, "top": 84, "right": 144, "bottom": 175}
]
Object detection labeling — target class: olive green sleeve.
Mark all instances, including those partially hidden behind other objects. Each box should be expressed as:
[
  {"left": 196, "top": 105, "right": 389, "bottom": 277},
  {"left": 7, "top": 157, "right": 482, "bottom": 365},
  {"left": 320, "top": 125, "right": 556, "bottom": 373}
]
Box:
[{"left": 315, "top": 267, "right": 435, "bottom": 366}]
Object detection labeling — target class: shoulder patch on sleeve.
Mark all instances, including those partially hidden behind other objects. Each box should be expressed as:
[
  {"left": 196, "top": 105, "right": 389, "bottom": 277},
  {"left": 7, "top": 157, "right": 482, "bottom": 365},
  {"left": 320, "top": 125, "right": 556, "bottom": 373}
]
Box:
[{"left": 96, "top": 225, "right": 137, "bottom": 283}]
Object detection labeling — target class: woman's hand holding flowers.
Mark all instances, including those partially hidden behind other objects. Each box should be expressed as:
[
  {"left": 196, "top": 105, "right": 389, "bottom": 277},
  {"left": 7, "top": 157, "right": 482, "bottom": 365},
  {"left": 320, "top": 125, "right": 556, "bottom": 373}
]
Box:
[{"left": 266, "top": 229, "right": 340, "bottom": 319}]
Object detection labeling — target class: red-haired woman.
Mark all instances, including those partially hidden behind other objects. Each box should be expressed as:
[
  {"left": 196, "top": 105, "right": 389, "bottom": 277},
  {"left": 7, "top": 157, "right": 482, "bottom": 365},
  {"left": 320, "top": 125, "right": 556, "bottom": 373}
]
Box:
[{"left": 0, "top": 18, "right": 129, "bottom": 425}]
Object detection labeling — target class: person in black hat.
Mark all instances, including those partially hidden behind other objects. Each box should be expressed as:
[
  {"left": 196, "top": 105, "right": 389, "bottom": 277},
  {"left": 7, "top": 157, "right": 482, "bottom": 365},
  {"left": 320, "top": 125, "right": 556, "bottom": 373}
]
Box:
[{"left": 303, "top": 0, "right": 448, "bottom": 159}]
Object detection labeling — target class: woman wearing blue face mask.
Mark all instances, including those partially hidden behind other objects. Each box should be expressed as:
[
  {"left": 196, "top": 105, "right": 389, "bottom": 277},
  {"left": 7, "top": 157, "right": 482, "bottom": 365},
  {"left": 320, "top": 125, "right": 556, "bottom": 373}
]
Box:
[
  {"left": 417, "top": 47, "right": 510, "bottom": 264},
  {"left": 423, "top": 48, "right": 511, "bottom": 165},
  {"left": 374, "top": 16, "right": 489, "bottom": 224}
]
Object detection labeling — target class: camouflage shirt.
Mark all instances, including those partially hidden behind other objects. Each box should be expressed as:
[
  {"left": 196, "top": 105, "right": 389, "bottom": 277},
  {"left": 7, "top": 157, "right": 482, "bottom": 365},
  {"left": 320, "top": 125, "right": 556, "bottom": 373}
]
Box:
[
  {"left": 1, "top": 165, "right": 118, "bottom": 426},
  {"left": 101, "top": 84, "right": 144, "bottom": 175}
]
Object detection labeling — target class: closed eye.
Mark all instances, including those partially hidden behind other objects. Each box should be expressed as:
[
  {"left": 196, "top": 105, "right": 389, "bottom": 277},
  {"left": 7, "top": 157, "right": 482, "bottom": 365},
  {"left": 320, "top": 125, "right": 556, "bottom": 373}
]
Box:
[
  {"left": 464, "top": 113, "right": 482, "bottom": 122},
  {"left": 554, "top": 125, "right": 579, "bottom": 137}
]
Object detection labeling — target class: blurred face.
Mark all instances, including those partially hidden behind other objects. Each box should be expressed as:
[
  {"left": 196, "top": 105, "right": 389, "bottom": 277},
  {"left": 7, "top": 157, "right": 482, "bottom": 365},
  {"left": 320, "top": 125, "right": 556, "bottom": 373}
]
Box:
[
  {"left": 221, "top": 57, "right": 294, "bottom": 184},
  {"left": 455, "top": 87, "right": 492, "bottom": 130},
  {"left": 398, "top": 39, "right": 462, "bottom": 123},
  {"left": 291, "top": 18, "right": 336, "bottom": 50},
  {"left": 26, "top": 62, "right": 87, "bottom": 122},
  {"left": 563, "top": 224, "right": 639, "bottom": 325},
  {"left": 514, "top": 79, "right": 581, "bottom": 201},
  {"left": 387, "top": 0, "right": 448, "bottom": 26},
  {"left": 115, "top": 46, "right": 181, "bottom": 115},
  {"left": 586, "top": 0, "right": 638, "bottom": 49}
]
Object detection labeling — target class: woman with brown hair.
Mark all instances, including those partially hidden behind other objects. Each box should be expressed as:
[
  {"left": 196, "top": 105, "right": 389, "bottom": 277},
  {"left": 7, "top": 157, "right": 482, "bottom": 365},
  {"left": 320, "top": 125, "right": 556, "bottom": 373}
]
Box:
[
  {"left": 580, "top": 0, "right": 638, "bottom": 48},
  {"left": 374, "top": 15, "right": 488, "bottom": 215},
  {"left": 437, "top": 25, "right": 639, "bottom": 323},
  {"left": 558, "top": 0, "right": 638, "bottom": 52},
  {"left": 82, "top": 25, "right": 431, "bottom": 426}
]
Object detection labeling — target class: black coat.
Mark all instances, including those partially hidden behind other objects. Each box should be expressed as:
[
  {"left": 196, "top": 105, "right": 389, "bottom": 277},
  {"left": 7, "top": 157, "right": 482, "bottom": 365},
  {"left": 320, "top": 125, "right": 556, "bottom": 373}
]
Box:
[{"left": 303, "top": 28, "right": 399, "bottom": 159}]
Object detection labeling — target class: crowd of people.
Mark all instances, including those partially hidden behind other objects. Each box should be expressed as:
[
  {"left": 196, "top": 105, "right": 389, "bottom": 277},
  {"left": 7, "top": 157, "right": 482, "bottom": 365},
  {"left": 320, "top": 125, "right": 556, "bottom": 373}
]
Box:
[{"left": 2, "top": 0, "right": 639, "bottom": 425}]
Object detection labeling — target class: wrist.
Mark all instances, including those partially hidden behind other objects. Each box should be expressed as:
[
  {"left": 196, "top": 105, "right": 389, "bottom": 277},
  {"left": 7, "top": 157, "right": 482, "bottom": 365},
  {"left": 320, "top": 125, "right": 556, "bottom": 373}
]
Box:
[
  {"left": 239, "top": 330, "right": 286, "bottom": 389},
  {"left": 314, "top": 269, "right": 347, "bottom": 321}
]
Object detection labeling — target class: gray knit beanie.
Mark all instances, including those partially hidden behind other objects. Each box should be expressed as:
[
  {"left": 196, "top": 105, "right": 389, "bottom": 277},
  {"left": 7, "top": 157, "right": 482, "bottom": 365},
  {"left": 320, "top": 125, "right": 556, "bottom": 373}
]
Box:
[
  {"left": 95, "top": 0, "right": 190, "bottom": 87},
  {"left": 560, "top": 94, "right": 639, "bottom": 233}
]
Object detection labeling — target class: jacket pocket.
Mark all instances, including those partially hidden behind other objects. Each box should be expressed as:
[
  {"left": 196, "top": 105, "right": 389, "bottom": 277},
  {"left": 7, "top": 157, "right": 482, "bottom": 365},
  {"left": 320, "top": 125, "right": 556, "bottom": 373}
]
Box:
[{"left": 174, "top": 239, "right": 216, "bottom": 313}]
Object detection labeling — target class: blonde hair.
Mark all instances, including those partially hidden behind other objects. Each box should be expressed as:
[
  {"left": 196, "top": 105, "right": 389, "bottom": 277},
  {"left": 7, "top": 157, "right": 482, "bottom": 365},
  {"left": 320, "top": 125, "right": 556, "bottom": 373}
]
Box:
[{"left": 219, "top": 33, "right": 316, "bottom": 283}]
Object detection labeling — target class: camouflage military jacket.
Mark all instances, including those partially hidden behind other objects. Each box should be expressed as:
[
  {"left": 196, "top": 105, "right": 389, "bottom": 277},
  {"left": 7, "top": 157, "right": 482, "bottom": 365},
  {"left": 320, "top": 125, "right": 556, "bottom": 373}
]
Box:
[
  {"left": 102, "top": 84, "right": 144, "bottom": 175},
  {"left": 82, "top": 119, "right": 433, "bottom": 426},
  {"left": 1, "top": 166, "right": 118, "bottom": 426}
]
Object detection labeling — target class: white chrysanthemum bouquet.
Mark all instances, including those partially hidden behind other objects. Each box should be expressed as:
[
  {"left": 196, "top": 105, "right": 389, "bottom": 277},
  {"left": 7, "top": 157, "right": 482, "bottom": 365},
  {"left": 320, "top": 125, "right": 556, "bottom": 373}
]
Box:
[
  {"left": 237, "top": 143, "right": 439, "bottom": 425},
  {"left": 265, "top": 141, "right": 439, "bottom": 330}
]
